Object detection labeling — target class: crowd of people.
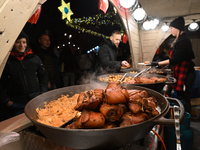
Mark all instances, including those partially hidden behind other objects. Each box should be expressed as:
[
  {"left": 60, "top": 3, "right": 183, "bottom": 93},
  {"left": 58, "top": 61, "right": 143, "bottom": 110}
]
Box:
[
  {"left": 0, "top": 32, "right": 89, "bottom": 121},
  {"left": 0, "top": 16, "right": 196, "bottom": 121},
  {"left": 0, "top": 30, "right": 132, "bottom": 121}
]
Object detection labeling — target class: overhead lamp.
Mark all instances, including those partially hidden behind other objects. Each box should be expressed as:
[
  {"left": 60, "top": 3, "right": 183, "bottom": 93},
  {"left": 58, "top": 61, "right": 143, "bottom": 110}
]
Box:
[
  {"left": 119, "top": 0, "right": 136, "bottom": 8},
  {"left": 153, "top": 19, "right": 160, "bottom": 26},
  {"left": 188, "top": 20, "right": 199, "bottom": 31},
  {"left": 161, "top": 23, "right": 169, "bottom": 32},
  {"left": 132, "top": 7, "right": 147, "bottom": 23},
  {"left": 118, "top": 0, "right": 138, "bottom": 12},
  {"left": 142, "top": 18, "right": 160, "bottom": 30},
  {"left": 142, "top": 21, "right": 151, "bottom": 30}
]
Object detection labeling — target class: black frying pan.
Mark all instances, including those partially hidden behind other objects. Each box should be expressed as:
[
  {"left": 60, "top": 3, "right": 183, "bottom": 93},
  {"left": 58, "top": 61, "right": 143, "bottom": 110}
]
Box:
[
  {"left": 24, "top": 84, "right": 184, "bottom": 150},
  {"left": 97, "top": 73, "right": 176, "bottom": 92},
  {"left": 120, "top": 68, "right": 174, "bottom": 76}
]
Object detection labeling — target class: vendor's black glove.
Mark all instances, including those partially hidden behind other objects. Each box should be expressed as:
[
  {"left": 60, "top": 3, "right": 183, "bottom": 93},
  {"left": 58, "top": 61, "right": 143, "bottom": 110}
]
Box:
[{"left": 146, "top": 61, "right": 159, "bottom": 66}]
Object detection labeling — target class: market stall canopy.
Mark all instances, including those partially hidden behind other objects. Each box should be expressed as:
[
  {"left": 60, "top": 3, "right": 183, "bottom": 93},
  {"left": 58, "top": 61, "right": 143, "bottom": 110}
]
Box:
[{"left": 139, "top": 0, "right": 200, "bottom": 23}]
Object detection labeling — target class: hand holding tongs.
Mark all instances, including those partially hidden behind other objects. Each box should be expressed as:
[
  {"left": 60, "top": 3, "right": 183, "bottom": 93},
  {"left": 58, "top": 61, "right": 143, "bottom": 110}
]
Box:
[
  {"left": 133, "top": 66, "right": 151, "bottom": 78},
  {"left": 174, "top": 105, "right": 182, "bottom": 150}
]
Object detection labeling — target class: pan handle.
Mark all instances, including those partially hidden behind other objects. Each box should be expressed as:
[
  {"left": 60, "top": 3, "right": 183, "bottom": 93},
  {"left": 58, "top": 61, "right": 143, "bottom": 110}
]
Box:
[
  {"left": 152, "top": 97, "right": 185, "bottom": 126},
  {"left": 165, "top": 77, "right": 176, "bottom": 85}
]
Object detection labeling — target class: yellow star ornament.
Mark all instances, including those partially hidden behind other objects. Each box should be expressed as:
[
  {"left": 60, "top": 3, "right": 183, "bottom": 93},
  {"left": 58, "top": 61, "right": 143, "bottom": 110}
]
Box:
[{"left": 58, "top": 0, "right": 74, "bottom": 22}]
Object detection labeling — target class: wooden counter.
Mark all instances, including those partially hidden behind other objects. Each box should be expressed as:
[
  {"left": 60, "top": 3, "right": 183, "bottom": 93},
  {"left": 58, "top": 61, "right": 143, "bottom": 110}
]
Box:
[{"left": 0, "top": 113, "right": 32, "bottom": 133}]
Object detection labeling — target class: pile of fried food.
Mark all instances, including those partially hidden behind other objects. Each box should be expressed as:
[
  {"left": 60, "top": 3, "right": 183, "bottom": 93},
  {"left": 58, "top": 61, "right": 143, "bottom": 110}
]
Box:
[
  {"left": 36, "top": 82, "right": 160, "bottom": 129},
  {"left": 36, "top": 94, "right": 79, "bottom": 127},
  {"left": 99, "top": 75, "right": 167, "bottom": 84},
  {"left": 130, "top": 71, "right": 137, "bottom": 73},
  {"left": 147, "top": 70, "right": 164, "bottom": 74}
]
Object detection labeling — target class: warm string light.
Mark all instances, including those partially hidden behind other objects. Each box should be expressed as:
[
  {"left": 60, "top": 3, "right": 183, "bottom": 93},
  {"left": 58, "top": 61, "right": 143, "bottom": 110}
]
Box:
[
  {"left": 64, "top": 11, "right": 123, "bottom": 39},
  {"left": 64, "top": 21, "right": 111, "bottom": 39},
  {"left": 69, "top": 12, "right": 118, "bottom": 26}
]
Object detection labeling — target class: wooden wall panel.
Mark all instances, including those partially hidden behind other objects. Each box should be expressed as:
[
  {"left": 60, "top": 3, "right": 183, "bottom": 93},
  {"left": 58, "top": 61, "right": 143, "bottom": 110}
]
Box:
[
  {"left": 191, "top": 39, "right": 200, "bottom": 66},
  {"left": 139, "top": 22, "right": 171, "bottom": 63}
]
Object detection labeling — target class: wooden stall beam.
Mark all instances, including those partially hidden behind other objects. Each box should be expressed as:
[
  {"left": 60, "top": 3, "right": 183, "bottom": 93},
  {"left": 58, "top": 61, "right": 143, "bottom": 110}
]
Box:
[{"left": 0, "top": 0, "right": 46, "bottom": 76}]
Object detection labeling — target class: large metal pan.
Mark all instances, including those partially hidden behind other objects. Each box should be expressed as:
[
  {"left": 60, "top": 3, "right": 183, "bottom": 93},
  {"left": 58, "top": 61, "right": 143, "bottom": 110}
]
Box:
[
  {"left": 24, "top": 84, "right": 184, "bottom": 150},
  {"left": 97, "top": 73, "right": 176, "bottom": 92},
  {"left": 120, "top": 68, "right": 174, "bottom": 76}
]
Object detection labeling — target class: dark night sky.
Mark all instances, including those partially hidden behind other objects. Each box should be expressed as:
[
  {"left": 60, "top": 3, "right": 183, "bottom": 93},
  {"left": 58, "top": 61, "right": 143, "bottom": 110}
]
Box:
[{"left": 23, "top": 0, "right": 127, "bottom": 52}]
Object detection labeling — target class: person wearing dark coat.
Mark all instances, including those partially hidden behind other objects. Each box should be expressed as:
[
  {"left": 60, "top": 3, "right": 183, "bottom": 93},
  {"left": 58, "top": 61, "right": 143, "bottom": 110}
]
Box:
[
  {"left": 95, "top": 30, "right": 130, "bottom": 75},
  {"left": 0, "top": 31, "right": 48, "bottom": 119},
  {"left": 34, "top": 34, "right": 57, "bottom": 90},
  {"left": 147, "top": 16, "right": 196, "bottom": 113}
]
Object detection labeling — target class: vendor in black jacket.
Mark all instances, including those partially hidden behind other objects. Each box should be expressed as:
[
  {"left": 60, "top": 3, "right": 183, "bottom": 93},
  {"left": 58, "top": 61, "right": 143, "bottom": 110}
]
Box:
[
  {"left": 0, "top": 31, "right": 48, "bottom": 119},
  {"left": 96, "top": 30, "right": 130, "bottom": 75},
  {"left": 148, "top": 17, "right": 196, "bottom": 113}
]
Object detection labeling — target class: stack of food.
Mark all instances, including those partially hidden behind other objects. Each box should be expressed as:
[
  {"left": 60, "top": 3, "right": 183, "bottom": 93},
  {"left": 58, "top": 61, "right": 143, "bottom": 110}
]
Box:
[
  {"left": 99, "top": 75, "right": 167, "bottom": 84},
  {"left": 36, "top": 82, "right": 160, "bottom": 129}
]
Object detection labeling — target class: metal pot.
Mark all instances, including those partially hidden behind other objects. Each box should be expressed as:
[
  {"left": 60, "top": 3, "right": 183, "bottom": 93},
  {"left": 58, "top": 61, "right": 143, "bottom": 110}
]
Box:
[
  {"left": 120, "top": 68, "right": 174, "bottom": 76},
  {"left": 24, "top": 84, "right": 184, "bottom": 150},
  {"left": 97, "top": 73, "right": 176, "bottom": 92}
]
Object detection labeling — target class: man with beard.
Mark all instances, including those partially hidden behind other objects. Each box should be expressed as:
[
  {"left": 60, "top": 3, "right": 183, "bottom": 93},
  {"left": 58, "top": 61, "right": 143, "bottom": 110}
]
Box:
[{"left": 96, "top": 30, "right": 130, "bottom": 75}]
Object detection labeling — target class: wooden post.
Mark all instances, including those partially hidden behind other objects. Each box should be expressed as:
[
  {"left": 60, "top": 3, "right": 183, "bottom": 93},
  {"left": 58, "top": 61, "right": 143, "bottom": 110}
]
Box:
[{"left": 0, "top": 0, "right": 46, "bottom": 76}]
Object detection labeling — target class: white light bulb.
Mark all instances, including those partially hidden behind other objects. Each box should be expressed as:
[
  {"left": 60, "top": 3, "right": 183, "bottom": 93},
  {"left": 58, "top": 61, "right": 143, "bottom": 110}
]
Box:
[
  {"left": 133, "top": 8, "right": 146, "bottom": 22},
  {"left": 189, "top": 22, "right": 198, "bottom": 30},
  {"left": 150, "top": 20, "right": 157, "bottom": 30},
  {"left": 153, "top": 19, "right": 159, "bottom": 25},
  {"left": 142, "top": 21, "right": 151, "bottom": 30},
  {"left": 120, "top": 0, "right": 136, "bottom": 8},
  {"left": 161, "top": 24, "right": 169, "bottom": 32}
]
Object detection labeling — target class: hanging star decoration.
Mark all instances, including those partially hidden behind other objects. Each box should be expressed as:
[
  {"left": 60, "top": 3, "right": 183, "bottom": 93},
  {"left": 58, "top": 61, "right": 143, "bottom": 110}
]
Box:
[{"left": 58, "top": 0, "right": 74, "bottom": 22}]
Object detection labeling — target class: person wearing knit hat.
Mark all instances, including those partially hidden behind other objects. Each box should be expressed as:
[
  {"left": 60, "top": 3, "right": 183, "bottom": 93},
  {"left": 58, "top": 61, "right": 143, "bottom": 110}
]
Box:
[
  {"left": 169, "top": 16, "right": 185, "bottom": 31},
  {"left": 147, "top": 16, "right": 196, "bottom": 113},
  {"left": 0, "top": 31, "right": 48, "bottom": 120}
]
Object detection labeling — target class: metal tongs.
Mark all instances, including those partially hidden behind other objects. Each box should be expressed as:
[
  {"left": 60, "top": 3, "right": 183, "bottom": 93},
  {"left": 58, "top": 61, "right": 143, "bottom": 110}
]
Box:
[
  {"left": 173, "top": 105, "right": 182, "bottom": 150},
  {"left": 120, "top": 73, "right": 127, "bottom": 83},
  {"left": 133, "top": 66, "right": 151, "bottom": 78}
]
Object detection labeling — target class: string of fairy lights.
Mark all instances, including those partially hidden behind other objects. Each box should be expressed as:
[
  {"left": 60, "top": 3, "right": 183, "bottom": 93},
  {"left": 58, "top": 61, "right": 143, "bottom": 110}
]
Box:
[
  {"left": 58, "top": 0, "right": 124, "bottom": 39},
  {"left": 65, "top": 12, "right": 122, "bottom": 39}
]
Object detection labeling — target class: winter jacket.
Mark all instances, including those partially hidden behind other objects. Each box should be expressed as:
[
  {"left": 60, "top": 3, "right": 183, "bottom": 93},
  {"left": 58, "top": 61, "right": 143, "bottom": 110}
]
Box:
[
  {"left": 34, "top": 47, "right": 57, "bottom": 84},
  {"left": 169, "top": 32, "right": 195, "bottom": 91},
  {"left": 170, "top": 32, "right": 195, "bottom": 65},
  {"left": 0, "top": 49, "right": 48, "bottom": 104},
  {"left": 96, "top": 39, "right": 122, "bottom": 74}
]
